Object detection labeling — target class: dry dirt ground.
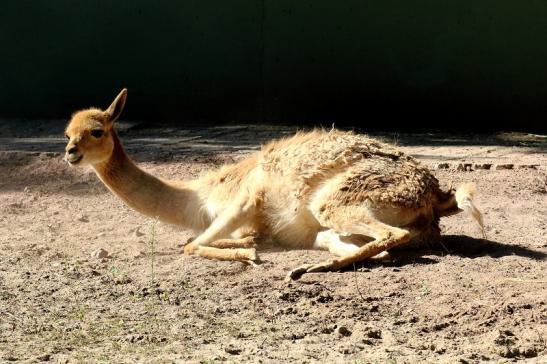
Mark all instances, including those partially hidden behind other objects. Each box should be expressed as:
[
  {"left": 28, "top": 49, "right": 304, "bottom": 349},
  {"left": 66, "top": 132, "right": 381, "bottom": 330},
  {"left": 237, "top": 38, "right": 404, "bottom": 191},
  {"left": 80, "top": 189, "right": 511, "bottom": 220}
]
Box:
[{"left": 0, "top": 121, "right": 546, "bottom": 363}]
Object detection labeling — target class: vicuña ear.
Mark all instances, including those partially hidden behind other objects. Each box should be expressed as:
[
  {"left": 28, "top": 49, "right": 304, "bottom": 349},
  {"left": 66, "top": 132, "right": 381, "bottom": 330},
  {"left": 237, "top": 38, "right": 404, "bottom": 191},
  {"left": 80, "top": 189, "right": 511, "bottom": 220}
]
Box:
[{"left": 105, "top": 88, "right": 128, "bottom": 123}]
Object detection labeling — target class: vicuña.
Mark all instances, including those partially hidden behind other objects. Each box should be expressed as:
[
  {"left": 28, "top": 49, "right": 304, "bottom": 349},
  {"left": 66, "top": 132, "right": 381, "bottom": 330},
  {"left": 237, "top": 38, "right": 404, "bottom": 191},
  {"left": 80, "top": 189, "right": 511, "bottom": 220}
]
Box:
[{"left": 64, "top": 89, "right": 484, "bottom": 279}]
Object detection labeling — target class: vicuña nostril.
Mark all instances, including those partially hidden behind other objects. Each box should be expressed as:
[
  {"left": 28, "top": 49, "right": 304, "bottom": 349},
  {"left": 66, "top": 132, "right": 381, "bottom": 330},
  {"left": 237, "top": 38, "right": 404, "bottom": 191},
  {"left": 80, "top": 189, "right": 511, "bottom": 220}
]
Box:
[{"left": 68, "top": 146, "right": 78, "bottom": 154}]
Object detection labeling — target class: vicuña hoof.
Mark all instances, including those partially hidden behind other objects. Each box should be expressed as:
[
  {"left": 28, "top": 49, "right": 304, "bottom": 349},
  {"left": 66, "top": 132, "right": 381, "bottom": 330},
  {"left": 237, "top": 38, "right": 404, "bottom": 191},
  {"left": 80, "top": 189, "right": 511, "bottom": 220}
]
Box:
[
  {"left": 248, "top": 247, "right": 257, "bottom": 261},
  {"left": 183, "top": 243, "right": 198, "bottom": 255},
  {"left": 286, "top": 260, "right": 334, "bottom": 281}
]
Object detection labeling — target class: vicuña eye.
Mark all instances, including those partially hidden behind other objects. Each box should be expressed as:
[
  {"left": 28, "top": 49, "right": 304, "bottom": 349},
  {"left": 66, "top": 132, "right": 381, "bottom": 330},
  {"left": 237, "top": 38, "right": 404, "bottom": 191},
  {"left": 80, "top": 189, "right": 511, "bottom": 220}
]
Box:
[
  {"left": 91, "top": 130, "right": 104, "bottom": 138},
  {"left": 65, "top": 134, "right": 70, "bottom": 140}
]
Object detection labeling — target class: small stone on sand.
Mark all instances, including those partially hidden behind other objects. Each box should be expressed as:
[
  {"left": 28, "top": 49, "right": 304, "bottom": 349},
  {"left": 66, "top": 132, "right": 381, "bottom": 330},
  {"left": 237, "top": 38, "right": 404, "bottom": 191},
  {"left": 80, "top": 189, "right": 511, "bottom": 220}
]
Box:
[
  {"left": 457, "top": 163, "right": 473, "bottom": 171},
  {"left": 224, "top": 343, "right": 242, "bottom": 355},
  {"left": 474, "top": 163, "right": 492, "bottom": 170},
  {"left": 335, "top": 326, "right": 352, "bottom": 337},
  {"left": 133, "top": 251, "right": 145, "bottom": 258},
  {"left": 134, "top": 227, "right": 145, "bottom": 237},
  {"left": 91, "top": 248, "right": 110, "bottom": 259}
]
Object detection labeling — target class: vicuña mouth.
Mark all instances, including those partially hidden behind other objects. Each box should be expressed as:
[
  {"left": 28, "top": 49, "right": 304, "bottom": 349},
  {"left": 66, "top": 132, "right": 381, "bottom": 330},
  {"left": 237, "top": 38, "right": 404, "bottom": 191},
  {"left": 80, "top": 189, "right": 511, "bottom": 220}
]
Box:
[{"left": 67, "top": 155, "right": 83, "bottom": 165}]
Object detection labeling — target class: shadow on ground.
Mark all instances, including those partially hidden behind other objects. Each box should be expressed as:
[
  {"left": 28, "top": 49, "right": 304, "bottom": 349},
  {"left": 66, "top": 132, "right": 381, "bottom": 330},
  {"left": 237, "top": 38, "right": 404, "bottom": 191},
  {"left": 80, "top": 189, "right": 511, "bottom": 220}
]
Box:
[{"left": 332, "top": 235, "right": 547, "bottom": 273}]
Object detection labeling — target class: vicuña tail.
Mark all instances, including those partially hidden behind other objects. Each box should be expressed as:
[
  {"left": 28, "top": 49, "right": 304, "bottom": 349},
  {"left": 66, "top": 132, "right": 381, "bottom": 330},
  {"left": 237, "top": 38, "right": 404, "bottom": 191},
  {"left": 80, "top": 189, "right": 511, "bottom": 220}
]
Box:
[
  {"left": 455, "top": 183, "right": 486, "bottom": 238},
  {"left": 437, "top": 182, "right": 486, "bottom": 238}
]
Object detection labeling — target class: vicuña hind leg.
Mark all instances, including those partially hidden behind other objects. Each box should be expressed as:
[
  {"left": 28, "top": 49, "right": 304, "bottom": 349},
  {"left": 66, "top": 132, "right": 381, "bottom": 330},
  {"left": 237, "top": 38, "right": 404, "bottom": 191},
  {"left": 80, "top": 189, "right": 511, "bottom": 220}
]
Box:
[
  {"left": 288, "top": 219, "right": 410, "bottom": 280},
  {"left": 313, "top": 229, "right": 392, "bottom": 260},
  {"left": 313, "top": 229, "right": 360, "bottom": 256}
]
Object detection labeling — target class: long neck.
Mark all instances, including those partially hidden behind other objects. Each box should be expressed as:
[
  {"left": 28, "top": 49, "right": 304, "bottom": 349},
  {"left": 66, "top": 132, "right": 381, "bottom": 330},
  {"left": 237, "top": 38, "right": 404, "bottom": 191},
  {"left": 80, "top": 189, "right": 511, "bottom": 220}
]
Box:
[{"left": 92, "top": 131, "right": 206, "bottom": 229}]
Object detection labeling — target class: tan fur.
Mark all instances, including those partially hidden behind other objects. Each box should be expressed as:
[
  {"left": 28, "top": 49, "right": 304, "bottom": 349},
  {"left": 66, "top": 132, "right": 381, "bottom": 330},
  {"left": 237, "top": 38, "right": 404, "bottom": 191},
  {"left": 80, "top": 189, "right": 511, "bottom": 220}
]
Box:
[{"left": 65, "top": 90, "right": 485, "bottom": 278}]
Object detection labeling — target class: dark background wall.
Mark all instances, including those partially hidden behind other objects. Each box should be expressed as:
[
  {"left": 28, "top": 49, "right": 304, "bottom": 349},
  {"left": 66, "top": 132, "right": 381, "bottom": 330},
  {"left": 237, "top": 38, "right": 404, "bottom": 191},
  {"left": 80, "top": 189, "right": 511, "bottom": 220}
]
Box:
[{"left": 1, "top": 1, "right": 546, "bottom": 132}]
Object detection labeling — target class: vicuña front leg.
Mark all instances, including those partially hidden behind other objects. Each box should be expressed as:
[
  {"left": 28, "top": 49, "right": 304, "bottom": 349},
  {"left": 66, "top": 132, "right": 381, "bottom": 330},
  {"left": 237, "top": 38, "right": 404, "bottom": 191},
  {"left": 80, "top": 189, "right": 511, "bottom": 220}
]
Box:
[
  {"left": 184, "top": 194, "right": 258, "bottom": 262},
  {"left": 188, "top": 236, "right": 258, "bottom": 264},
  {"left": 193, "top": 246, "right": 257, "bottom": 262},
  {"left": 207, "top": 235, "right": 257, "bottom": 249}
]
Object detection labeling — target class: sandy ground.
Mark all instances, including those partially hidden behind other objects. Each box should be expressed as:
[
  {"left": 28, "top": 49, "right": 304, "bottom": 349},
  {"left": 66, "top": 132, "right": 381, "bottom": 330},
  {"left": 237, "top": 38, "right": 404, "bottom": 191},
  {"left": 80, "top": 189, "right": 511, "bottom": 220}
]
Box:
[{"left": 0, "top": 122, "right": 546, "bottom": 363}]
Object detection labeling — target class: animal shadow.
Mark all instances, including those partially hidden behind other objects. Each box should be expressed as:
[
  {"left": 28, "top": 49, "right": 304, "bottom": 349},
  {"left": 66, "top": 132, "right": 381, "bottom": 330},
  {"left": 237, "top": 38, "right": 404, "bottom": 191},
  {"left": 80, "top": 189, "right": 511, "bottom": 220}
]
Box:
[
  {"left": 439, "top": 235, "right": 546, "bottom": 260},
  {"left": 348, "top": 235, "right": 546, "bottom": 271}
]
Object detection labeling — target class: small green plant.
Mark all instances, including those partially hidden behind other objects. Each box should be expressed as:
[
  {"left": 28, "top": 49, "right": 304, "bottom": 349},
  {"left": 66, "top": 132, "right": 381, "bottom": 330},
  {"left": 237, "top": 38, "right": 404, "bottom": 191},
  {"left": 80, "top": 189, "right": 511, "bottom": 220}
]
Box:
[
  {"left": 108, "top": 265, "right": 128, "bottom": 281},
  {"left": 420, "top": 283, "right": 431, "bottom": 296},
  {"left": 143, "top": 218, "right": 161, "bottom": 332},
  {"left": 148, "top": 218, "right": 158, "bottom": 287},
  {"left": 201, "top": 360, "right": 220, "bottom": 364},
  {"left": 76, "top": 305, "right": 87, "bottom": 322},
  {"left": 159, "top": 291, "right": 169, "bottom": 302}
]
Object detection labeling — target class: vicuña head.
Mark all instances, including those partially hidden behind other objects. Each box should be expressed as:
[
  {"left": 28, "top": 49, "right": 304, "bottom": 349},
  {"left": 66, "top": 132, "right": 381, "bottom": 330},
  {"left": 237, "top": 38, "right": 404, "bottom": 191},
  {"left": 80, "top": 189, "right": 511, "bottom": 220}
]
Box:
[
  {"left": 63, "top": 88, "right": 201, "bottom": 228},
  {"left": 64, "top": 88, "right": 127, "bottom": 166}
]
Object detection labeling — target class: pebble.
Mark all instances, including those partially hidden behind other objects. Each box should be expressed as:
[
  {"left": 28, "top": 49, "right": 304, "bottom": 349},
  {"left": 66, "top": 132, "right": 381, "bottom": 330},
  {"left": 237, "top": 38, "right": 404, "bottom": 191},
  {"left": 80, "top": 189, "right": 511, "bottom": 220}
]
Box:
[
  {"left": 433, "top": 162, "right": 538, "bottom": 172},
  {"left": 337, "top": 344, "right": 356, "bottom": 354},
  {"left": 91, "top": 248, "right": 110, "bottom": 259},
  {"left": 36, "top": 354, "right": 51, "bottom": 361},
  {"left": 517, "top": 164, "right": 539, "bottom": 169},
  {"left": 78, "top": 215, "right": 89, "bottom": 223},
  {"left": 474, "top": 163, "right": 492, "bottom": 170},
  {"left": 335, "top": 326, "right": 352, "bottom": 337},
  {"left": 456, "top": 163, "right": 473, "bottom": 171},
  {"left": 435, "top": 163, "right": 450, "bottom": 169},
  {"left": 495, "top": 164, "right": 514, "bottom": 170},
  {"left": 224, "top": 343, "right": 242, "bottom": 355},
  {"left": 365, "top": 327, "right": 382, "bottom": 339},
  {"left": 125, "top": 334, "right": 167, "bottom": 343},
  {"left": 133, "top": 251, "right": 145, "bottom": 258},
  {"left": 133, "top": 227, "right": 145, "bottom": 237}
]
